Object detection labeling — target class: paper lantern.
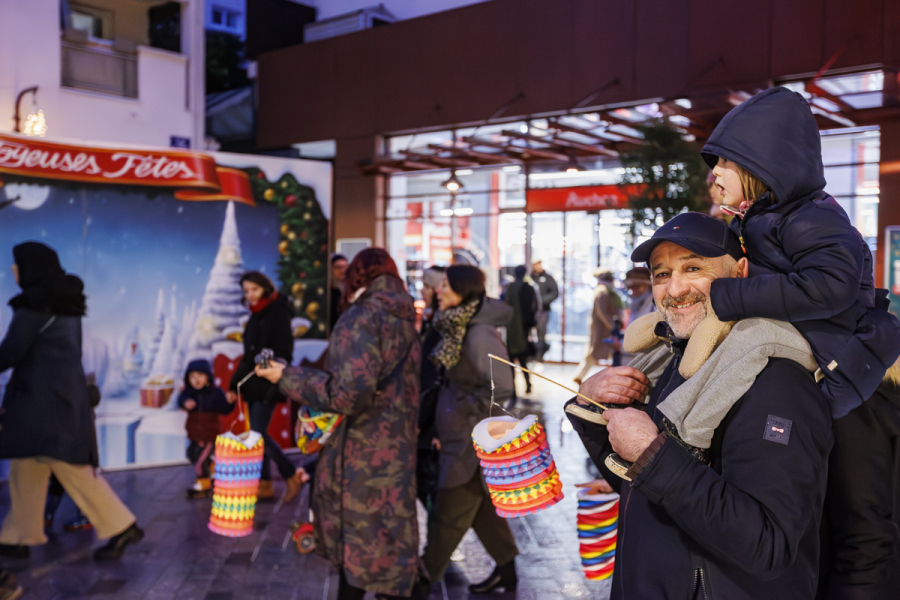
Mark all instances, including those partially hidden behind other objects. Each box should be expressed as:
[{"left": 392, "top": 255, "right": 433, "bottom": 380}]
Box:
[
  {"left": 295, "top": 406, "right": 344, "bottom": 455},
  {"left": 577, "top": 489, "right": 619, "bottom": 580},
  {"left": 472, "top": 415, "right": 563, "bottom": 518},
  {"left": 209, "top": 431, "right": 264, "bottom": 538}
]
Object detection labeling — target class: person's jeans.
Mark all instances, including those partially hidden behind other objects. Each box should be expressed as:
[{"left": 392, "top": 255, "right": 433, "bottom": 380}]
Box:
[{"left": 248, "top": 401, "right": 296, "bottom": 481}]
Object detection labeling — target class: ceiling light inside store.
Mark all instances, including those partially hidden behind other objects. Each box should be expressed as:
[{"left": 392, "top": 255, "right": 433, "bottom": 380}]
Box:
[
  {"left": 440, "top": 209, "right": 454, "bottom": 217},
  {"left": 519, "top": 124, "right": 529, "bottom": 133},
  {"left": 565, "top": 152, "right": 585, "bottom": 174},
  {"left": 454, "top": 207, "right": 474, "bottom": 216},
  {"left": 502, "top": 165, "right": 521, "bottom": 172},
  {"left": 441, "top": 170, "right": 464, "bottom": 192}
]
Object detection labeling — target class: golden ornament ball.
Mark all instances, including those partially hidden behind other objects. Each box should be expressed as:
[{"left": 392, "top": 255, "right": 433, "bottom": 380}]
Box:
[
  {"left": 278, "top": 240, "right": 290, "bottom": 255},
  {"left": 288, "top": 231, "right": 296, "bottom": 240},
  {"left": 306, "top": 301, "right": 320, "bottom": 320},
  {"left": 313, "top": 260, "right": 321, "bottom": 268},
  {"left": 264, "top": 188, "right": 275, "bottom": 201},
  {"left": 293, "top": 324, "right": 310, "bottom": 337},
  {"left": 280, "top": 223, "right": 291, "bottom": 235},
  {"left": 291, "top": 282, "right": 306, "bottom": 296}
]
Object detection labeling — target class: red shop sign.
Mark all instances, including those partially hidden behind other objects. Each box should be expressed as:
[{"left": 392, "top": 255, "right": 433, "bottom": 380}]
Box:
[
  {"left": 0, "top": 133, "right": 255, "bottom": 205},
  {"left": 525, "top": 184, "right": 644, "bottom": 213}
]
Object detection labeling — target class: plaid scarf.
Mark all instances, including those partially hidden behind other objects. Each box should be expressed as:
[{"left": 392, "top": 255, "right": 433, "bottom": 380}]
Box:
[{"left": 430, "top": 299, "right": 480, "bottom": 370}]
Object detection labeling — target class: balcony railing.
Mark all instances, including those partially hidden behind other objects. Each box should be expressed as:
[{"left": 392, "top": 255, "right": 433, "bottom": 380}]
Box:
[{"left": 61, "top": 40, "right": 138, "bottom": 98}]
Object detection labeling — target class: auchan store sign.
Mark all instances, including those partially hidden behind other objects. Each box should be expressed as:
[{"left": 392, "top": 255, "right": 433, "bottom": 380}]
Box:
[{"left": 525, "top": 184, "right": 643, "bottom": 213}]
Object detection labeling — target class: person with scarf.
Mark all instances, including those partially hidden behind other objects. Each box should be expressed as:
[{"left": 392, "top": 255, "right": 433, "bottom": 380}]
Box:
[
  {"left": 255, "top": 248, "right": 421, "bottom": 600},
  {"left": 420, "top": 265, "right": 520, "bottom": 595},
  {"left": 417, "top": 266, "right": 445, "bottom": 513},
  {"left": 228, "top": 271, "right": 305, "bottom": 503},
  {"left": 0, "top": 242, "right": 143, "bottom": 561}
]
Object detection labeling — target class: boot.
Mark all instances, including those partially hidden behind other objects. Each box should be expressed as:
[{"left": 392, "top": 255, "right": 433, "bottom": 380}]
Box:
[
  {"left": 282, "top": 468, "right": 309, "bottom": 504},
  {"left": 93, "top": 523, "right": 144, "bottom": 560},
  {"left": 468, "top": 560, "right": 517, "bottom": 594},
  {"left": 186, "top": 477, "right": 212, "bottom": 499},
  {"left": 257, "top": 480, "right": 275, "bottom": 502}
]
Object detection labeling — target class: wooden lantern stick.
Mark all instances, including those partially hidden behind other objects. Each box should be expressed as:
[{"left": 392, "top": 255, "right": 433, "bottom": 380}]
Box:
[{"left": 487, "top": 354, "right": 609, "bottom": 410}]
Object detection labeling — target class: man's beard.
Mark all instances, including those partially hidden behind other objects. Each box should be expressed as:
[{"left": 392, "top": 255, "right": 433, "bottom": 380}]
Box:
[{"left": 660, "top": 292, "right": 708, "bottom": 339}]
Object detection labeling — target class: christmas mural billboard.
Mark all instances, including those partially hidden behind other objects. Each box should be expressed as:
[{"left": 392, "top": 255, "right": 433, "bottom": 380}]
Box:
[{"left": 0, "top": 134, "right": 331, "bottom": 468}]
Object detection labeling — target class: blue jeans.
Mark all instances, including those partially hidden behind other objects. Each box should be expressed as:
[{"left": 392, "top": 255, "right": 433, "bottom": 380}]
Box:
[{"left": 248, "top": 401, "right": 295, "bottom": 481}]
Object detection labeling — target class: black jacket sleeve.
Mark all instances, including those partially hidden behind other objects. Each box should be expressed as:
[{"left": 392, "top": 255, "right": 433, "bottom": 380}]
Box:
[
  {"left": 631, "top": 359, "right": 832, "bottom": 578},
  {"left": 0, "top": 309, "right": 46, "bottom": 374},
  {"left": 710, "top": 207, "right": 864, "bottom": 322},
  {"left": 204, "top": 386, "right": 234, "bottom": 415},
  {"left": 176, "top": 387, "right": 195, "bottom": 411},
  {"left": 565, "top": 398, "right": 623, "bottom": 495}
]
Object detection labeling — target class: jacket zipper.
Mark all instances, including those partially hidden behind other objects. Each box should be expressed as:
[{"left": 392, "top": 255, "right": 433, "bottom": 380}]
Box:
[{"left": 694, "top": 567, "right": 709, "bottom": 600}]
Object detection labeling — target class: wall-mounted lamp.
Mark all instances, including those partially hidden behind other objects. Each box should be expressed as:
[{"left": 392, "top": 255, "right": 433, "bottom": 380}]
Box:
[
  {"left": 442, "top": 170, "right": 464, "bottom": 192},
  {"left": 14, "top": 86, "right": 47, "bottom": 137}
]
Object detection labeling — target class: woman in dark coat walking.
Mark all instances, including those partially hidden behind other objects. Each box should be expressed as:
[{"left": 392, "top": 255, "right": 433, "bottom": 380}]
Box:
[
  {"left": 421, "top": 265, "right": 520, "bottom": 594},
  {"left": 228, "top": 271, "right": 304, "bottom": 502},
  {"left": 257, "top": 248, "right": 422, "bottom": 600},
  {"left": 417, "top": 266, "right": 445, "bottom": 512},
  {"left": 0, "top": 242, "right": 142, "bottom": 561}
]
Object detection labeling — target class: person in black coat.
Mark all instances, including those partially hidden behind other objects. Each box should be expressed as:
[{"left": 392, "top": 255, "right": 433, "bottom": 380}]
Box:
[
  {"left": 416, "top": 266, "right": 444, "bottom": 512},
  {"left": 228, "top": 271, "right": 303, "bottom": 502},
  {"left": 568, "top": 226, "right": 833, "bottom": 600},
  {"left": 817, "top": 364, "right": 900, "bottom": 600},
  {"left": 0, "top": 242, "right": 143, "bottom": 561},
  {"left": 178, "top": 359, "right": 234, "bottom": 498}
]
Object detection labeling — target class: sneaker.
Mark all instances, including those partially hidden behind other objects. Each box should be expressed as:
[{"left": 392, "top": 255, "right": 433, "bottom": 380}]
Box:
[
  {"left": 64, "top": 516, "right": 93, "bottom": 532},
  {"left": 93, "top": 523, "right": 144, "bottom": 560}
]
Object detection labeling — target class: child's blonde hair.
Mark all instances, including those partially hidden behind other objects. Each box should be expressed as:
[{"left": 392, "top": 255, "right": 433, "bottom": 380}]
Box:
[{"left": 737, "top": 165, "right": 776, "bottom": 205}]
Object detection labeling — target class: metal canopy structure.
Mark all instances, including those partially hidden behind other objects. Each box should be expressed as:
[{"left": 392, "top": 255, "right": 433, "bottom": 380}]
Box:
[{"left": 358, "top": 68, "right": 900, "bottom": 176}]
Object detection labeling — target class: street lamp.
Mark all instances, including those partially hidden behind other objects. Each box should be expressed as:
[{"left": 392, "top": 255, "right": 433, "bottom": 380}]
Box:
[{"left": 14, "top": 86, "right": 47, "bottom": 137}]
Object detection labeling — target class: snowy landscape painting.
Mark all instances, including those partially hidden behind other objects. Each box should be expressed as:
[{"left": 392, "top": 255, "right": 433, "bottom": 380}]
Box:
[{"left": 0, "top": 153, "right": 331, "bottom": 469}]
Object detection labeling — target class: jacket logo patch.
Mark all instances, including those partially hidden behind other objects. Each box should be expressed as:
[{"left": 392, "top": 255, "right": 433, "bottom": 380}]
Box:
[{"left": 763, "top": 415, "right": 792, "bottom": 445}]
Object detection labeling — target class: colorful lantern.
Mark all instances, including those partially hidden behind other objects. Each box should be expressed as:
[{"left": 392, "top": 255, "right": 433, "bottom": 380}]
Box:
[
  {"left": 208, "top": 430, "right": 264, "bottom": 538},
  {"left": 472, "top": 415, "right": 563, "bottom": 518},
  {"left": 577, "top": 489, "right": 619, "bottom": 580},
  {"left": 295, "top": 406, "right": 344, "bottom": 455}
]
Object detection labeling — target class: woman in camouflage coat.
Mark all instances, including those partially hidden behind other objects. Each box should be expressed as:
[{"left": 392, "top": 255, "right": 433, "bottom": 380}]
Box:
[{"left": 257, "top": 248, "right": 421, "bottom": 599}]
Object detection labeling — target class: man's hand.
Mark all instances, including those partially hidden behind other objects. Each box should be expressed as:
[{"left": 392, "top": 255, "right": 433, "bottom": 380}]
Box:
[
  {"left": 578, "top": 366, "right": 649, "bottom": 406},
  {"left": 182, "top": 399, "right": 196, "bottom": 411},
  {"left": 255, "top": 361, "right": 286, "bottom": 383},
  {"left": 602, "top": 407, "right": 659, "bottom": 463}
]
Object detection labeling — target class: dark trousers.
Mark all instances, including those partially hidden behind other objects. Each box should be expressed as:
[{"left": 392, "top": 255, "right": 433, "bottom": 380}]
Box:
[
  {"left": 510, "top": 353, "right": 531, "bottom": 399},
  {"left": 186, "top": 440, "right": 215, "bottom": 478},
  {"left": 336, "top": 570, "right": 407, "bottom": 600},
  {"left": 422, "top": 469, "right": 519, "bottom": 582},
  {"left": 248, "top": 401, "right": 295, "bottom": 481}
]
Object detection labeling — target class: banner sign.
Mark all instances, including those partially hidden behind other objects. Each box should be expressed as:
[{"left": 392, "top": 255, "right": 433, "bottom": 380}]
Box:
[
  {"left": 0, "top": 133, "right": 254, "bottom": 206},
  {"left": 526, "top": 184, "right": 644, "bottom": 213}
]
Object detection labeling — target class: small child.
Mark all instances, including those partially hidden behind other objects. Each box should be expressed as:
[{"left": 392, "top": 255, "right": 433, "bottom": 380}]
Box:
[
  {"left": 702, "top": 86, "right": 900, "bottom": 417},
  {"left": 177, "top": 359, "right": 234, "bottom": 498}
]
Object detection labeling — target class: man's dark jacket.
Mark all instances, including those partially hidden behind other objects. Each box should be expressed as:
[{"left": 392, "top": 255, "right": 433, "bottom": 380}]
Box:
[
  {"left": 533, "top": 271, "right": 559, "bottom": 310},
  {"left": 702, "top": 86, "right": 900, "bottom": 417},
  {"left": 568, "top": 335, "right": 833, "bottom": 599}
]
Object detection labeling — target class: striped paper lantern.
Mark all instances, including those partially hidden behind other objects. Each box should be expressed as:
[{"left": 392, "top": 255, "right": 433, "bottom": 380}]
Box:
[
  {"left": 472, "top": 415, "right": 563, "bottom": 518},
  {"left": 209, "top": 431, "right": 264, "bottom": 538},
  {"left": 577, "top": 489, "right": 619, "bottom": 580}
]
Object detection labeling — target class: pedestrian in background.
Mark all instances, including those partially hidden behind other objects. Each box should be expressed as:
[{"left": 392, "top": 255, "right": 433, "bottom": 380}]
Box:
[
  {"left": 228, "top": 271, "right": 304, "bottom": 503},
  {"left": 502, "top": 265, "right": 537, "bottom": 396},
  {"left": 178, "top": 359, "right": 234, "bottom": 499},
  {"left": 421, "top": 265, "right": 519, "bottom": 595},
  {"left": 0, "top": 242, "right": 143, "bottom": 561},
  {"left": 329, "top": 253, "right": 348, "bottom": 332},
  {"left": 257, "top": 248, "right": 421, "bottom": 600},
  {"left": 417, "top": 266, "right": 445, "bottom": 513},
  {"left": 573, "top": 268, "right": 622, "bottom": 385},
  {"left": 531, "top": 260, "right": 559, "bottom": 362},
  {"left": 619, "top": 267, "right": 654, "bottom": 366}
]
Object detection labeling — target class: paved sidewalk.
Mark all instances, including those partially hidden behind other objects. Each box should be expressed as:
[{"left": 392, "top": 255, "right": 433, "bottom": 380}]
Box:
[{"left": 0, "top": 364, "right": 613, "bottom": 600}]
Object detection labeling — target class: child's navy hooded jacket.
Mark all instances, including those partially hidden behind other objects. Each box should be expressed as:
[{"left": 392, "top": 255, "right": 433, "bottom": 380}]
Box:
[
  {"left": 178, "top": 359, "right": 232, "bottom": 443},
  {"left": 702, "top": 86, "right": 900, "bottom": 418}
]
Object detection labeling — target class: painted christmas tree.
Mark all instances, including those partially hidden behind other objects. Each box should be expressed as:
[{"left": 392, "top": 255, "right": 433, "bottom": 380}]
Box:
[
  {"left": 143, "top": 289, "right": 166, "bottom": 376},
  {"left": 244, "top": 168, "right": 328, "bottom": 338},
  {"left": 187, "top": 201, "right": 250, "bottom": 361}
]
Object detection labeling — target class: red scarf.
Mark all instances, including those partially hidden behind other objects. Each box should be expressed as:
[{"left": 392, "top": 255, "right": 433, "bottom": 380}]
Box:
[{"left": 249, "top": 291, "right": 279, "bottom": 313}]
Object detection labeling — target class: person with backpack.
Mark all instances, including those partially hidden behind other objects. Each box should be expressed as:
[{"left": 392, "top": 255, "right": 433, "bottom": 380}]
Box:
[{"left": 502, "top": 265, "right": 538, "bottom": 396}]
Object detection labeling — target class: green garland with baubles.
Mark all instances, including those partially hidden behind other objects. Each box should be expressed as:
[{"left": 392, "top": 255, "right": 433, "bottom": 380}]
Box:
[{"left": 244, "top": 167, "right": 329, "bottom": 339}]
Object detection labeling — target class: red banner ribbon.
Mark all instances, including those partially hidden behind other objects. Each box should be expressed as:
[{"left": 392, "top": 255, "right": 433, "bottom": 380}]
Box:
[{"left": 0, "top": 133, "right": 255, "bottom": 206}]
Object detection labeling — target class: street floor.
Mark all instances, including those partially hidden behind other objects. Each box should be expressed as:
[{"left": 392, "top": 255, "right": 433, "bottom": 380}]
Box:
[{"left": 0, "top": 364, "right": 612, "bottom": 600}]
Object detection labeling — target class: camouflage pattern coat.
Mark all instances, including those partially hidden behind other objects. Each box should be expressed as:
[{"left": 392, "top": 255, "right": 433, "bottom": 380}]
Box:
[{"left": 279, "top": 275, "right": 421, "bottom": 597}]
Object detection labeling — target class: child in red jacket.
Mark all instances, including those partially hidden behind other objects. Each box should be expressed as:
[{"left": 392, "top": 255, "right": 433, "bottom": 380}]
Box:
[{"left": 177, "top": 359, "right": 234, "bottom": 498}]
